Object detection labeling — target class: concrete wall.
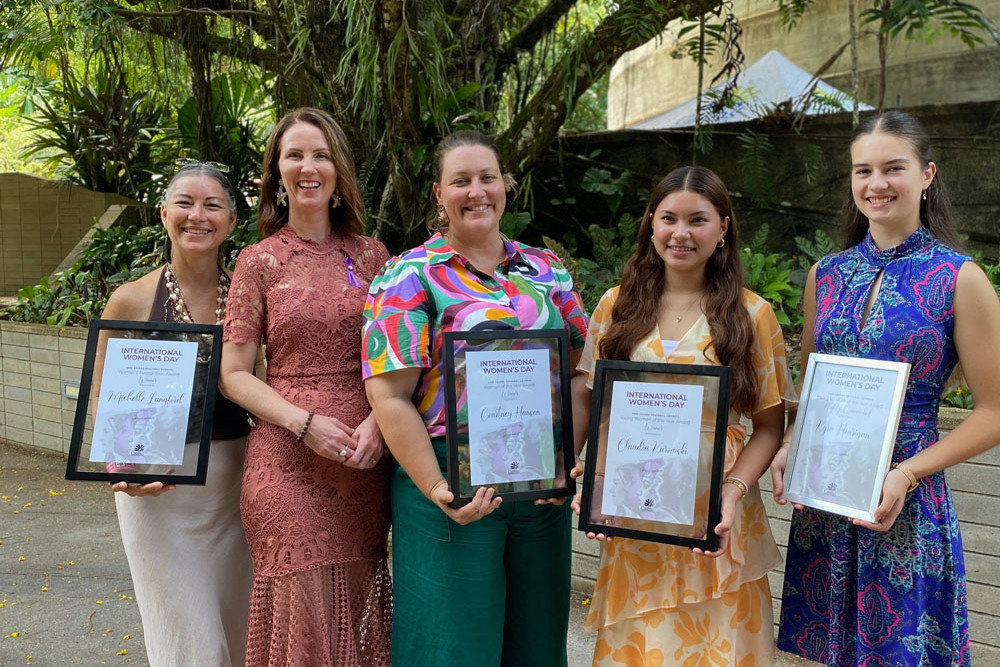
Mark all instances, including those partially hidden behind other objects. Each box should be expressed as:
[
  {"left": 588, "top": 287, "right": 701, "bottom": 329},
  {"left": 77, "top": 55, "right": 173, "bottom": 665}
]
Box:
[
  {"left": 529, "top": 101, "right": 1000, "bottom": 259},
  {"left": 608, "top": 0, "right": 1000, "bottom": 129},
  {"left": 571, "top": 408, "right": 1000, "bottom": 662},
  {"left": 0, "top": 321, "right": 87, "bottom": 454},
  {"left": 0, "top": 173, "right": 134, "bottom": 295}
]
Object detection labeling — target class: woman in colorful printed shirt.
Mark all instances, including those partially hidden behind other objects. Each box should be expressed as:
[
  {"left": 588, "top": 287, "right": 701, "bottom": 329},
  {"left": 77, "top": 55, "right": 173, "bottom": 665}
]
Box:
[
  {"left": 362, "top": 130, "right": 588, "bottom": 667},
  {"left": 572, "top": 166, "right": 794, "bottom": 666},
  {"left": 772, "top": 111, "right": 1000, "bottom": 666}
]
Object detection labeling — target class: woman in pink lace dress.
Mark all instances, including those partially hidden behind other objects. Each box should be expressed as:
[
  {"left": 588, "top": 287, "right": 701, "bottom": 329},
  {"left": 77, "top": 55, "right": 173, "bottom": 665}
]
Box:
[{"left": 220, "top": 107, "right": 391, "bottom": 666}]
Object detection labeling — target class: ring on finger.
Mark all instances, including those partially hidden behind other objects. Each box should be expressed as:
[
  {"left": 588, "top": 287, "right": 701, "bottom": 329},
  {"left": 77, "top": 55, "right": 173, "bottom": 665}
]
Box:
[{"left": 339, "top": 449, "right": 348, "bottom": 458}]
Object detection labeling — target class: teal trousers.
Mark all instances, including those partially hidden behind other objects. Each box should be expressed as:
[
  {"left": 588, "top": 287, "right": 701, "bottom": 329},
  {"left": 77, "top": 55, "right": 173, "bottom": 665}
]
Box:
[{"left": 389, "top": 440, "right": 571, "bottom": 667}]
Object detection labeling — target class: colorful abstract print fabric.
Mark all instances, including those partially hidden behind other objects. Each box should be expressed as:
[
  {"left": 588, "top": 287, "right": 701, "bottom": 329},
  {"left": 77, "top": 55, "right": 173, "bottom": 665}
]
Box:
[
  {"left": 778, "top": 226, "right": 972, "bottom": 667},
  {"left": 362, "top": 232, "right": 587, "bottom": 437}
]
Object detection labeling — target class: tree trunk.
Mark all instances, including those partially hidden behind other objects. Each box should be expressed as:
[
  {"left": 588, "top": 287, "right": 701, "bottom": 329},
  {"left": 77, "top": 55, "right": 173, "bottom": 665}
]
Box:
[{"left": 179, "top": 1, "right": 216, "bottom": 161}]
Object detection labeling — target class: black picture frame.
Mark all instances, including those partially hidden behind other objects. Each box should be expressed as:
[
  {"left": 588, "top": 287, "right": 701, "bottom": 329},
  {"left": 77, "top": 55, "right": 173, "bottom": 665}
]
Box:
[
  {"left": 578, "top": 360, "right": 731, "bottom": 550},
  {"left": 65, "top": 319, "right": 222, "bottom": 485},
  {"left": 442, "top": 328, "right": 575, "bottom": 508}
]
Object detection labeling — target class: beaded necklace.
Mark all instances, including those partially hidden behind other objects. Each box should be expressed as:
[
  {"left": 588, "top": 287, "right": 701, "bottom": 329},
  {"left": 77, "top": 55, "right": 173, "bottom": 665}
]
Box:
[{"left": 163, "top": 263, "right": 230, "bottom": 325}]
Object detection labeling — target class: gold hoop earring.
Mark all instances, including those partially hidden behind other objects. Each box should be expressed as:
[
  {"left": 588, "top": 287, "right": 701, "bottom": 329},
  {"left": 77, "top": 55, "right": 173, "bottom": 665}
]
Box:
[{"left": 717, "top": 238, "right": 726, "bottom": 249}]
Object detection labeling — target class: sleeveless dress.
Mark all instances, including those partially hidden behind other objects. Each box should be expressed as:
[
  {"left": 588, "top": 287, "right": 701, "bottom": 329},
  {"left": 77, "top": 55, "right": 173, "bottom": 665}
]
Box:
[
  {"left": 777, "top": 226, "right": 972, "bottom": 666},
  {"left": 224, "top": 227, "right": 392, "bottom": 667},
  {"left": 115, "top": 268, "right": 253, "bottom": 667},
  {"left": 580, "top": 287, "right": 794, "bottom": 667}
]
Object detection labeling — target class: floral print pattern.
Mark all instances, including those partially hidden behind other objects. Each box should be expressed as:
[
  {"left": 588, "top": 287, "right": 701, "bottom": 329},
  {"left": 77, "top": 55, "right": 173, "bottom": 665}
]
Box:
[{"left": 581, "top": 288, "right": 795, "bottom": 666}]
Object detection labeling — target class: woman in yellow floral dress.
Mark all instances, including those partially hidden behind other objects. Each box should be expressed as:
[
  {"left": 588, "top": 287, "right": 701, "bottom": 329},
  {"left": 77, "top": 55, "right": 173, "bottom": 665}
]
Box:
[{"left": 572, "top": 166, "right": 795, "bottom": 667}]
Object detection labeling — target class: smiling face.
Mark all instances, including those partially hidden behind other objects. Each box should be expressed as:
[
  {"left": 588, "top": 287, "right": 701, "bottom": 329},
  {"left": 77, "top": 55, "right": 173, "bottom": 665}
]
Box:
[
  {"left": 277, "top": 121, "right": 338, "bottom": 216},
  {"left": 433, "top": 144, "right": 506, "bottom": 242},
  {"left": 850, "top": 131, "right": 936, "bottom": 236},
  {"left": 160, "top": 174, "right": 235, "bottom": 259},
  {"left": 650, "top": 190, "right": 729, "bottom": 278}
]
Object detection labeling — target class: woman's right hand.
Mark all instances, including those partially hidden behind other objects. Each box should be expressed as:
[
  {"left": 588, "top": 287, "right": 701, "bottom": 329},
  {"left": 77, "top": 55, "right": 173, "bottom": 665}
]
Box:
[
  {"left": 429, "top": 480, "right": 502, "bottom": 525},
  {"left": 568, "top": 459, "right": 611, "bottom": 541},
  {"left": 301, "top": 414, "right": 357, "bottom": 463},
  {"left": 111, "top": 481, "right": 175, "bottom": 497},
  {"left": 769, "top": 443, "right": 805, "bottom": 510}
]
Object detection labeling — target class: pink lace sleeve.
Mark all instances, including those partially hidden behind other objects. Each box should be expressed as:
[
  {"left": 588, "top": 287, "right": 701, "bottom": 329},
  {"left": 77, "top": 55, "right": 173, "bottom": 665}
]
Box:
[
  {"left": 356, "top": 236, "right": 390, "bottom": 283},
  {"left": 224, "top": 246, "right": 270, "bottom": 345}
]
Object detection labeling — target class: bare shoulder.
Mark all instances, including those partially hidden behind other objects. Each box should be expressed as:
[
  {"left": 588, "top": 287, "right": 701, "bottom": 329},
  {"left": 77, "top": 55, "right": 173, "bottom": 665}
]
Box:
[
  {"left": 955, "top": 261, "right": 999, "bottom": 308},
  {"left": 102, "top": 268, "right": 163, "bottom": 321}
]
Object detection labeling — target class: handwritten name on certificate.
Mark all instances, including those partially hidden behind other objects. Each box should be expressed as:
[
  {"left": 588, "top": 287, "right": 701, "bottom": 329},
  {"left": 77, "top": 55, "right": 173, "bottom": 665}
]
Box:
[
  {"left": 466, "top": 348, "right": 555, "bottom": 486},
  {"left": 90, "top": 338, "right": 198, "bottom": 466},
  {"left": 789, "top": 364, "right": 899, "bottom": 510},
  {"left": 602, "top": 381, "right": 702, "bottom": 524}
]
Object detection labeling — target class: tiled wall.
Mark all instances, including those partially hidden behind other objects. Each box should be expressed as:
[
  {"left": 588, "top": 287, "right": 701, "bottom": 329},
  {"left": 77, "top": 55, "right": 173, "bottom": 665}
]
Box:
[{"left": 0, "top": 321, "right": 87, "bottom": 453}]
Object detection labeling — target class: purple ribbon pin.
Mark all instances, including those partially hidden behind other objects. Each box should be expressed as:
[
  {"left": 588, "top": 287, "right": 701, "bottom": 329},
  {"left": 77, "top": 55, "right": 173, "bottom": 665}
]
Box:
[{"left": 345, "top": 255, "right": 362, "bottom": 288}]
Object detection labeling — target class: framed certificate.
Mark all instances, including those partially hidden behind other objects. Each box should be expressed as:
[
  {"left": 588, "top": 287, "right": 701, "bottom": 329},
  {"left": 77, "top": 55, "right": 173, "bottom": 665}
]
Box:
[
  {"left": 65, "top": 319, "right": 222, "bottom": 485},
  {"left": 578, "top": 360, "right": 730, "bottom": 550},
  {"left": 782, "top": 353, "right": 910, "bottom": 522},
  {"left": 442, "top": 328, "right": 575, "bottom": 507}
]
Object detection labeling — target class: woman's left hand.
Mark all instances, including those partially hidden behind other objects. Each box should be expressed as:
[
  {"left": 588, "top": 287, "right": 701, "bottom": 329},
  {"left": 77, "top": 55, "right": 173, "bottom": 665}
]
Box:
[
  {"left": 691, "top": 482, "right": 742, "bottom": 558},
  {"left": 346, "top": 412, "right": 385, "bottom": 469},
  {"left": 853, "top": 467, "right": 909, "bottom": 532}
]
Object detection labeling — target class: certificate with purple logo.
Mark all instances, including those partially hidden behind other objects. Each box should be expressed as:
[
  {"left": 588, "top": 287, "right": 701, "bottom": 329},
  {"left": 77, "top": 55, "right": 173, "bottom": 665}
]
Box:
[
  {"left": 466, "top": 348, "right": 555, "bottom": 486},
  {"left": 443, "top": 329, "right": 575, "bottom": 508},
  {"left": 601, "top": 381, "right": 702, "bottom": 525},
  {"left": 782, "top": 353, "right": 910, "bottom": 522},
  {"left": 579, "top": 361, "right": 730, "bottom": 550},
  {"left": 66, "top": 319, "right": 223, "bottom": 485},
  {"left": 89, "top": 338, "right": 198, "bottom": 466}
]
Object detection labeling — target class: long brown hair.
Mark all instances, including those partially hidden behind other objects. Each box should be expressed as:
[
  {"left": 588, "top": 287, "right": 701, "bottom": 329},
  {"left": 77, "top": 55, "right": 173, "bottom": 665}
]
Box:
[
  {"left": 842, "top": 110, "right": 962, "bottom": 251},
  {"left": 257, "top": 107, "right": 365, "bottom": 239},
  {"left": 600, "top": 166, "right": 758, "bottom": 416}
]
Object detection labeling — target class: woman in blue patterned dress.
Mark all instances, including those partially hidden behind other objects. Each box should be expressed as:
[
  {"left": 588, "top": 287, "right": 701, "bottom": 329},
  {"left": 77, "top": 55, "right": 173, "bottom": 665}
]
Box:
[{"left": 770, "top": 110, "right": 1000, "bottom": 666}]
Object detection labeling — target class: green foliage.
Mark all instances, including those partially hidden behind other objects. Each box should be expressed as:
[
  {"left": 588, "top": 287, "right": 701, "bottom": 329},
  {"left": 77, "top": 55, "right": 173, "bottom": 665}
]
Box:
[
  {"left": 23, "top": 67, "right": 165, "bottom": 200},
  {"left": 941, "top": 385, "right": 974, "bottom": 409},
  {"left": 861, "top": 0, "right": 1000, "bottom": 47},
  {"left": 736, "top": 130, "right": 774, "bottom": 207},
  {"left": 3, "top": 223, "right": 164, "bottom": 326},
  {"left": 794, "top": 228, "right": 838, "bottom": 270},
  {"left": 7, "top": 273, "right": 102, "bottom": 327},
  {"left": 549, "top": 213, "right": 640, "bottom": 313},
  {"left": 580, "top": 167, "right": 633, "bottom": 216},
  {"left": 742, "top": 246, "right": 802, "bottom": 329},
  {"left": 173, "top": 73, "right": 269, "bottom": 209},
  {"left": 981, "top": 260, "right": 1000, "bottom": 299},
  {"left": 775, "top": 0, "right": 817, "bottom": 29}
]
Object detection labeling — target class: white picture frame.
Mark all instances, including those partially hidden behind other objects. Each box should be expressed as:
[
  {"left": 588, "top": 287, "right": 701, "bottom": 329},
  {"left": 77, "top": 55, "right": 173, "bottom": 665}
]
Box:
[{"left": 782, "top": 353, "right": 910, "bottom": 522}]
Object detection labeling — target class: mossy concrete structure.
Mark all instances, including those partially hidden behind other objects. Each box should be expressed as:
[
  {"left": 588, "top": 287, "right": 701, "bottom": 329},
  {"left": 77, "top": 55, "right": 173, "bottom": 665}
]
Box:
[
  {"left": 533, "top": 101, "right": 1000, "bottom": 258},
  {"left": 0, "top": 173, "right": 134, "bottom": 296},
  {"left": 608, "top": 0, "right": 1000, "bottom": 130}
]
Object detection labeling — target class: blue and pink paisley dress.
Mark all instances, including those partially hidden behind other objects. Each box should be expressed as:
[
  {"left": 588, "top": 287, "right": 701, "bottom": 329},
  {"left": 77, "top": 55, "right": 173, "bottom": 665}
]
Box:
[{"left": 777, "top": 226, "right": 971, "bottom": 666}]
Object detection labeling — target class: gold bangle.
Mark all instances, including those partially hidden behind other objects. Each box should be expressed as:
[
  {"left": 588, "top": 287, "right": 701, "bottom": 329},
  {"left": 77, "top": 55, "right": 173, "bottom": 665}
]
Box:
[
  {"left": 890, "top": 462, "right": 919, "bottom": 493},
  {"left": 723, "top": 476, "right": 749, "bottom": 498}
]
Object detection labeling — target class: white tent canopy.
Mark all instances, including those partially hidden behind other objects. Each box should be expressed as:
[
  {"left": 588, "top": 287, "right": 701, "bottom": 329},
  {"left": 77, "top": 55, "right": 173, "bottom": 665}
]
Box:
[{"left": 630, "top": 50, "right": 871, "bottom": 129}]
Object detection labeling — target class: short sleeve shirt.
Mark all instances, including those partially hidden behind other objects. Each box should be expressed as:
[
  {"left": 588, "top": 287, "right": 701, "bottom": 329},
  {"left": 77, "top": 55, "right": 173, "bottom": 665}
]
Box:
[{"left": 362, "top": 232, "right": 588, "bottom": 437}]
